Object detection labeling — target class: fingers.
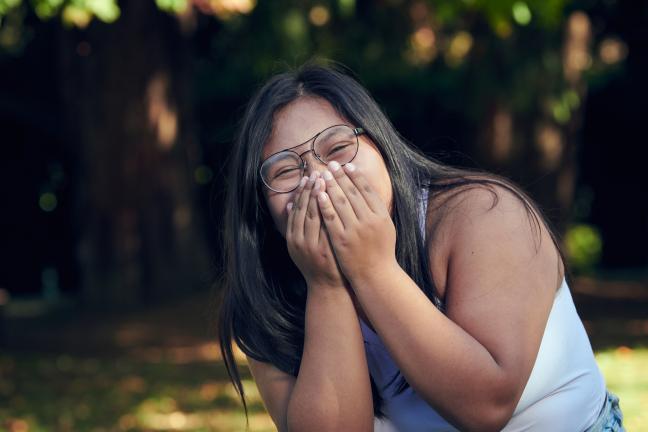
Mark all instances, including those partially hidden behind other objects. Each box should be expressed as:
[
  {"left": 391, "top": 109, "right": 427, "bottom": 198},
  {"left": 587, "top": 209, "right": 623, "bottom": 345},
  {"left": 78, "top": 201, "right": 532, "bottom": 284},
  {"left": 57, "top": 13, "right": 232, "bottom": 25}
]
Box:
[
  {"left": 286, "top": 175, "right": 308, "bottom": 240},
  {"left": 316, "top": 178, "right": 329, "bottom": 245},
  {"left": 292, "top": 172, "right": 319, "bottom": 239},
  {"left": 324, "top": 160, "right": 369, "bottom": 221},
  {"left": 317, "top": 189, "right": 345, "bottom": 239},
  {"left": 322, "top": 162, "right": 360, "bottom": 227},
  {"left": 342, "top": 162, "right": 386, "bottom": 214},
  {"left": 304, "top": 177, "right": 323, "bottom": 241}
]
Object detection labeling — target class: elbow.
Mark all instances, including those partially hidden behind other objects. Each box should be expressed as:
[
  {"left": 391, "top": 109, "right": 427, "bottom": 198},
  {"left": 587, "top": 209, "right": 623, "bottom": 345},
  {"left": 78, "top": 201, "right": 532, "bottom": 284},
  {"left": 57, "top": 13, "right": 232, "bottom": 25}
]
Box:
[
  {"left": 287, "top": 415, "right": 373, "bottom": 432},
  {"left": 451, "top": 386, "right": 518, "bottom": 432},
  {"left": 475, "top": 402, "right": 516, "bottom": 432},
  {"left": 286, "top": 400, "right": 373, "bottom": 432},
  {"left": 455, "top": 403, "right": 514, "bottom": 432}
]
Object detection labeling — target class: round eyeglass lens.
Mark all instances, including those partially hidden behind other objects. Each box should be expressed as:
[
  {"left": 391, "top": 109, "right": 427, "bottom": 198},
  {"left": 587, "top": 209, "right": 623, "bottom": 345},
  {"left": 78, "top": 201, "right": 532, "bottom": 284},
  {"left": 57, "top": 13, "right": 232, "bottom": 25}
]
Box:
[
  {"left": 261, "top": 151, "right": 304, "bottom": 193},
  {"left": 314, "top": 125, "right": 359, "bottom": 164}
]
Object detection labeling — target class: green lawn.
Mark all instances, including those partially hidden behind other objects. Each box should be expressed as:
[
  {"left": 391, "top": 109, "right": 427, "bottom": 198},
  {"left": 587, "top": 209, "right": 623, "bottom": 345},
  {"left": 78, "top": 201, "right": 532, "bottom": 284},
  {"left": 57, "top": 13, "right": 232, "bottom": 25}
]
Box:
[
  {"left": 596, "top": 346, "right": 648, "bottom": 432},
  {"left": 0, "top": 350, "right": 273, "bottom": 432},
  {"left": 1, "top": 347, "right": 646, "bottom": 431}
]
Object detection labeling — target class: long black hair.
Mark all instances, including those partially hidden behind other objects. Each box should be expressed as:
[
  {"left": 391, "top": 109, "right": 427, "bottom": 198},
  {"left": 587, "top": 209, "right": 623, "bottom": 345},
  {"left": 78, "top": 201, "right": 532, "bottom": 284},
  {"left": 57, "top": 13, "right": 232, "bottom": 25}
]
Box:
[{"left": 217, "top": 60, "right": 571, "bottom": 425}]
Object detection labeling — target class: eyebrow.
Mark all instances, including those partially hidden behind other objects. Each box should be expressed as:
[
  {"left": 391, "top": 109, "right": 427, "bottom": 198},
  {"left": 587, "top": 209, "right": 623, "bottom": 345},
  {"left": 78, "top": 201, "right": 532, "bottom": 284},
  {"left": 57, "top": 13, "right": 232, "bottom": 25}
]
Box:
[{"left": 261, "top": 123, "right": 347, "bottom": 163}]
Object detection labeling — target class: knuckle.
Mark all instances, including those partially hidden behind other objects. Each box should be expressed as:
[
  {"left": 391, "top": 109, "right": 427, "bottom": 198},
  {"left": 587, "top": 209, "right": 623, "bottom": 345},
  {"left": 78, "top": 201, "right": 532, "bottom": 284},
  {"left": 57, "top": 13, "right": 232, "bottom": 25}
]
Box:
[
  {"left": 339, "top": 238, "right": 352, "bottom": 249},
  {"left": 333, "top": 195, "right": 348, "bottom": 206},
  {"left": 323, "top": 212, "right": 337, "bottom": 222}
]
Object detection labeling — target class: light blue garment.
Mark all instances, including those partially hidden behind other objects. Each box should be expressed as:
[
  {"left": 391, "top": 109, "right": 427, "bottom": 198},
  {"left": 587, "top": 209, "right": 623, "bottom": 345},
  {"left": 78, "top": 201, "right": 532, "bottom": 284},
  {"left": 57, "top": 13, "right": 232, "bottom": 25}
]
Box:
[
  {"left": 585, "top": 390, "right": 625, "bottom": 432},
  {"left": 362, "top": 186, "right": 613, "bottom": 431}
]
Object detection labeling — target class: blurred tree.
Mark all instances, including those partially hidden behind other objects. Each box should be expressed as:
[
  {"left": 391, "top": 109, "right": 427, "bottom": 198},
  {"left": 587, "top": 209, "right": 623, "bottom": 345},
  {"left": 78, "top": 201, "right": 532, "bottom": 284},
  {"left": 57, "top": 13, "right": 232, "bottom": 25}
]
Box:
[
  {"left": 183, "top": 0, "right": 624, "bottom": 236},
  {"left": 0, "top": 0, "right": 631, "bottom": 304},
  {"left": 0, "top": 0, "right": 214, "bottom": 307},
  {"left": 59, "top": 1, "right": 212, "bottom": 307}
]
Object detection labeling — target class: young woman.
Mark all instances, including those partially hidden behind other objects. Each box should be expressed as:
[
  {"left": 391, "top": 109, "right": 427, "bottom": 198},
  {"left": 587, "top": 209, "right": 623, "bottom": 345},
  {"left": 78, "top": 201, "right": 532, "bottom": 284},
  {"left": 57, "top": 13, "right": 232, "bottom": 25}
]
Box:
[{"left": 217, "top": 62, "right": 624, "bottom": 431}]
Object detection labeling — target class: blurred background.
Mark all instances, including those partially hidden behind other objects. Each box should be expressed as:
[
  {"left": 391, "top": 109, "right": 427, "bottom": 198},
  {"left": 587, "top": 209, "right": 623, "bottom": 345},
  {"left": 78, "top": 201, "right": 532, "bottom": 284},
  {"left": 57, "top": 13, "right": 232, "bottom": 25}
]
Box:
[{"left": 0, "top": 0, "right": 646, "bottom": 430}]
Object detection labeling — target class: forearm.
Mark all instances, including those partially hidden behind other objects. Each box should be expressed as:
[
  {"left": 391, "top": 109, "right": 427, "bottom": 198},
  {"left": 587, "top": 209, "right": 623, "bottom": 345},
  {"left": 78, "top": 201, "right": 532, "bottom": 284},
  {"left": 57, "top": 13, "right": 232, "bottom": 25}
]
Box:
[
  {"left": 351, "top": 263, "right": 514, "bottom": 431},
  {"left": 287, "top": 285, "right": 373, "bottom": 432}
]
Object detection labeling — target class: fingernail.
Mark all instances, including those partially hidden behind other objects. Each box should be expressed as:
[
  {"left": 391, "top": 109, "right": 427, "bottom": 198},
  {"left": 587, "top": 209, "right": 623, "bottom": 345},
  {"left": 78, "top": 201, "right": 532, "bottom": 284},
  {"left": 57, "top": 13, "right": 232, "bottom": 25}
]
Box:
[
  {"left": 318, "top": 192, "right": 327, "bottom": 202},
  {"left": 329, "top": 161, "right": 340, "bottom": 171},
  {"left": 299, "top": 176, "right": 308, "bottom": 187},
  {"left": 345, "top": 162, "right": 356, "bottom": 172},
  {"left": 323, "top": 170, "right": 333, "bottom": 180},
  {"left": 313, "top": 179, "right": 321, "bottom": 192},
  {"left": 287, "top": 202, "right": 293, "bottom": 211}
]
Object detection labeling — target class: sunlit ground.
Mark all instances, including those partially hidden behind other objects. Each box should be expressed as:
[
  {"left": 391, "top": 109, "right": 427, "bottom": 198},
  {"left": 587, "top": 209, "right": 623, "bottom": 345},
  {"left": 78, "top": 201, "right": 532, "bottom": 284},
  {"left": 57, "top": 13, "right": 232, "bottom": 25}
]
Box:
[
  {"left": 596, "top": 346, "right": 648, "bottom": 431},
  {"left": 1, "top": 346, "right": 646, "bottom": 431},
  {"left": 0, "top": 347, "right": 274, "bottom": 432}
]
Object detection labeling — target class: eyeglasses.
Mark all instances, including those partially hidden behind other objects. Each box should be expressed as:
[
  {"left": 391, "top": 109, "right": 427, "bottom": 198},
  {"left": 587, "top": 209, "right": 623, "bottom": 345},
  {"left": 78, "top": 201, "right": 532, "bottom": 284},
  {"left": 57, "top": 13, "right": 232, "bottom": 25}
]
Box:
[{"left": 259, "top": 124, "right": 365, "bottom": 193}]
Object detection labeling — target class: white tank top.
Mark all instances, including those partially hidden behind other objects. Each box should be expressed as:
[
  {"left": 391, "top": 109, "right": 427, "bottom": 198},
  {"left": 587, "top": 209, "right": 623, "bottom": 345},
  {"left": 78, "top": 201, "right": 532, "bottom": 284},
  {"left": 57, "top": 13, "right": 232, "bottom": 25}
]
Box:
[{"left": 363, "top": 188, "right": 607, "bottom": 431}]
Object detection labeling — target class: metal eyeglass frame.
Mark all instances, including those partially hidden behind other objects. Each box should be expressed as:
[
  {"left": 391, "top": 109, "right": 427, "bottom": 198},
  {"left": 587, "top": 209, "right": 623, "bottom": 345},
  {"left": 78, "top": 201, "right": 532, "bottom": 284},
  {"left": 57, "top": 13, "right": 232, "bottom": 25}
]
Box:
[{"left": 259, "top": 124, "right": 365, "bottom": 193}]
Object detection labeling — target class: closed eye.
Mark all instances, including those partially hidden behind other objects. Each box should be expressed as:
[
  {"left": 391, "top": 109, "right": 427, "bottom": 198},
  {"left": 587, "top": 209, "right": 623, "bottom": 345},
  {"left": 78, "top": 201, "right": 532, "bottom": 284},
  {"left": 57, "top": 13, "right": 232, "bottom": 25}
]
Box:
[
  {"left": 326, "top": 143, "right": 353, "bottom": 156},
  {"left": 274, "top": 167, "right": 301, "bottom": 179}
]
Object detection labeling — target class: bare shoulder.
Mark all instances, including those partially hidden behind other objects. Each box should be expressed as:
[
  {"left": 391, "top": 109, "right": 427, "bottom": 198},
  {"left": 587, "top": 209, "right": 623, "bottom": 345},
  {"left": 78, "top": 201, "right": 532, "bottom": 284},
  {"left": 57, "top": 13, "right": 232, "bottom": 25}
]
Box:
[
  {"left": 425, "top": 180, "right": 564, "bottom": 302},
  {"left": 425, "top": 181, "right": 566, "bottom": 398},
  {"left": 246, "top": 355, "right": 295, "bottom": 432}
]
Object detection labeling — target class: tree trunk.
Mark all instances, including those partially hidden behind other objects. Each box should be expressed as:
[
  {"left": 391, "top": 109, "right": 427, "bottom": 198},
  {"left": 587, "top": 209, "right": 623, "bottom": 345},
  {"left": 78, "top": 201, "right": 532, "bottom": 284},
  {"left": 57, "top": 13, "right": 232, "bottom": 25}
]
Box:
[{"left": 58, "top": 2, "right": 210, "bottom": 308}]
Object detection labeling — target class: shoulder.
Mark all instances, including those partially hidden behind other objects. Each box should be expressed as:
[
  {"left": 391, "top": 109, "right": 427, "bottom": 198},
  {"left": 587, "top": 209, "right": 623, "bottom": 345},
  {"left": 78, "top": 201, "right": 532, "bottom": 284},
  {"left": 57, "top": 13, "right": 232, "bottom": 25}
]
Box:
[
  {"left": 442, "top": 182, "right": 539, "bottom": 244},
  {"left": 422, "top": 182, "right": 567, "bottom": 415},
  {"left": 424, "top": 179, "right": 563, "bottom": 301}
]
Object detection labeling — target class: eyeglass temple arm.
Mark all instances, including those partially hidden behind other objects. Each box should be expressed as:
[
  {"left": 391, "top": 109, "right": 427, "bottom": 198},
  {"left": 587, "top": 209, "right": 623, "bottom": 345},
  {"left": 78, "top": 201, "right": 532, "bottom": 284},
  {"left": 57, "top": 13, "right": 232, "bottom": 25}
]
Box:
[{"left": 354, "top": 127, "right": 365, "bottom": 136}]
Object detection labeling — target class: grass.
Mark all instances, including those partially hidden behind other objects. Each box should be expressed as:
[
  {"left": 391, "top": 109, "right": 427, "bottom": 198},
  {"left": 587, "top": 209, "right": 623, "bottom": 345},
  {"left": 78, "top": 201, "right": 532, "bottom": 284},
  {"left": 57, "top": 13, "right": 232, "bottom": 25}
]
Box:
[
  {"left": 596, "top": 346, "right": 648, "bottom": 431},
  {"left": 0, "top": 349, "right": 274, "bottom": 432},
  {"left": 3, "top": 276, "right": 646, "bottom": 431},
  {"left": 1, "top": 346, "right": 646, "bottom": 431}
]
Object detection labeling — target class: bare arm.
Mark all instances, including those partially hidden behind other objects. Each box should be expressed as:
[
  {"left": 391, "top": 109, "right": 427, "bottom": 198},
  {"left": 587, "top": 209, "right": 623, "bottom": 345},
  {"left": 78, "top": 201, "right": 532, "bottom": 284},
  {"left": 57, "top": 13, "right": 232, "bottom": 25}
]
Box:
[
  {"left": 349, "top": 187, "right": 560, "bottom": 431},
  {"left": 316, "top": 163, "right": 561, "bottom": 431},
  {"left": 248, "top": 286, "right": 373, "bottom": 432},
  {"left": 249, "top": 176, "right": 373, "bottom": 432},
  {"left": 287, "top": 285, "right": 373, "bottom": 431}
]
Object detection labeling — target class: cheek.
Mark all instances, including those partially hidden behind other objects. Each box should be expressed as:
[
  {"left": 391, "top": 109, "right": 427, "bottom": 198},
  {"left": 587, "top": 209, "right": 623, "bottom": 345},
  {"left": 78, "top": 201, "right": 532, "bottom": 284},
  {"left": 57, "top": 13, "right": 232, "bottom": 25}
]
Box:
[
  {"left": 357, "top": 152, "right": 392, "bottom": 211},
  {"left": 266, "top": 195, "right": 292, "bottom": 236},
  {"left": 375, "top": 170, "right": 393, "bottom": 214}
]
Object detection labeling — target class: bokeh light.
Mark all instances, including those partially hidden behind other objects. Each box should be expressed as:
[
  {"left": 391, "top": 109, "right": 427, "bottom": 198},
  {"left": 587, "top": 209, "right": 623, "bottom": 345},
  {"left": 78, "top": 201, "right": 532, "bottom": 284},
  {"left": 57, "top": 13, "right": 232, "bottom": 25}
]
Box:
[
  {"left": 38, "top": 192, "right": 57, "bottom": 212},
  {"left": 309, "top": 5, "right": 330, "bottom": 27}
]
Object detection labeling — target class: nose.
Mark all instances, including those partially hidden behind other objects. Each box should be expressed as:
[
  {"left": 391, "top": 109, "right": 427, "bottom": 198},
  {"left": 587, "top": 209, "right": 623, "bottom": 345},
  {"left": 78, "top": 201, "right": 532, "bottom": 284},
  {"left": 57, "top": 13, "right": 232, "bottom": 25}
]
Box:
[{"left": 302, "top": 151, "right": 327, "bottom": 178}]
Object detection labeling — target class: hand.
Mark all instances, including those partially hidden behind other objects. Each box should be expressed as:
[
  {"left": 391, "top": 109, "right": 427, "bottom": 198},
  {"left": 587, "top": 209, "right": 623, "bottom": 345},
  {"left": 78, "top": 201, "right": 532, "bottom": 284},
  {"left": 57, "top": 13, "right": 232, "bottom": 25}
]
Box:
[
  {"left": 286, "top": 172, "right": 346, "bottom": 290},
  {"left": 316, "top": 161, "right": 398, "bottom": 284}
]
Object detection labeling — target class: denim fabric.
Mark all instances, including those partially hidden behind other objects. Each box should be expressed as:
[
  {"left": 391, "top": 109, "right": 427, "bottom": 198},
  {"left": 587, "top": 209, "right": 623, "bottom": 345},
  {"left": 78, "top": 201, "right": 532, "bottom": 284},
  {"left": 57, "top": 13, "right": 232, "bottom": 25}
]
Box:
[
  {"left": 373, "top": 390, "right": 625, "bottom": 432},
  {"left": 585, "top": 390, "right": 625, "bottom": 432}
]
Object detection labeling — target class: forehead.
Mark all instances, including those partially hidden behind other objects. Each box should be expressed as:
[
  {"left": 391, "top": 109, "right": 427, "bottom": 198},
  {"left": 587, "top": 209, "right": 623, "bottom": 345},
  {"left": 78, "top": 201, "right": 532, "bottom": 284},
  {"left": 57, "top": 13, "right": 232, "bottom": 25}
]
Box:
[{"left": 262, "top": 96, "right": 348, "bottom": 159}]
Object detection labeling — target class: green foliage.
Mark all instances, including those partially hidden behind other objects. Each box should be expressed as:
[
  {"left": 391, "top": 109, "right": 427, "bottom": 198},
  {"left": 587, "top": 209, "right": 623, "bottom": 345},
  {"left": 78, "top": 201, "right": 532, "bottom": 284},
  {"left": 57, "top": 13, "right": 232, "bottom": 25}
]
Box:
[
  {"left": 0, "top": 0, "right": 119, "bottom": 28},
  {"left": 0, "top": 0, "right": 21, "bottom": 16},
  {"left": 155, "top": 0, "right": 188, "bottom": 14},
  {"left": 565, "top": 223, "right": 603, "bottom": 273},
  {"left": 31, "top": 0, "right": 65, "bottom": 19}
]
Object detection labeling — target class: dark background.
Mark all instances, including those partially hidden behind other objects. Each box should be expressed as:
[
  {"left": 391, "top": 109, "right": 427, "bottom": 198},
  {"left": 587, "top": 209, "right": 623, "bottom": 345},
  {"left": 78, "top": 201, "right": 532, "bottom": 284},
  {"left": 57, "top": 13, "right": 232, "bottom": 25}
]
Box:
[{"left": 0, "top": 1, "right": 647, "bottom": 430}]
